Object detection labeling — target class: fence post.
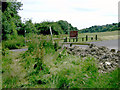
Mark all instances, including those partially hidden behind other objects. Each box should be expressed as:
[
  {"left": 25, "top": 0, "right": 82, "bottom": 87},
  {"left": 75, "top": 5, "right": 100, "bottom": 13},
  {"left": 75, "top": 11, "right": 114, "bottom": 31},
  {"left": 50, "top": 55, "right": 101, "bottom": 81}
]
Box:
[
  {"left": 49, "top": 26, "right": 53, "bottom": 41},
  {"left": 86, "top": 35, "right": 88, "bottom": 41},
  {"left": 76, "top": 37, "right": 78, "bottom": 42},
  {"left": 64, "top": 38, "right": 65, "bottom": 42},
  {"left": 70, "top": 43, "right": 72, "bottom": 47},
  {"left": 69, "top": 38, "right": 70, "bottom": 42},
  {"left": 64, "top": 37, "right": 67, "bottom": 42},
  {"left": 95, "top": 35, "right": 97, "bottom": 40},
  {"left": 82, "top": 38, "right": 84, "bottom": 41},
  {"left": 91, "top": 37, "right": 93, "bottom": 40},
  {"left": 73, "top": 38, "right": 75, "bottom": 42}
]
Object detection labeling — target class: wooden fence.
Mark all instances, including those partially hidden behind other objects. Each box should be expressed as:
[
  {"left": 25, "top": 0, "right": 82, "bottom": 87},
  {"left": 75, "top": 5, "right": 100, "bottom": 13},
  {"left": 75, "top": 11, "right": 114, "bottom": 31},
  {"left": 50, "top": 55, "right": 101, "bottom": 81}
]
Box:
[{"left": 64, "top": 35, "right": 98, "bottom": 42}]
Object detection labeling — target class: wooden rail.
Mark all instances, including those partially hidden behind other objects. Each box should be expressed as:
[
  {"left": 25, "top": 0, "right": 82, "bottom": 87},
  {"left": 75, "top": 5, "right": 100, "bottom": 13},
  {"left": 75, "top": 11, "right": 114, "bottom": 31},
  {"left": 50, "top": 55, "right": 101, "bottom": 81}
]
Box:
[
  {"left": 26, "top": 35, "right": 98, "bottom": 44},
  {"left": 64, "top": 35, "right": 98, "bottom": 42},
  {"left": 62, "top": 42, "right": 90, "bottom": 45}
]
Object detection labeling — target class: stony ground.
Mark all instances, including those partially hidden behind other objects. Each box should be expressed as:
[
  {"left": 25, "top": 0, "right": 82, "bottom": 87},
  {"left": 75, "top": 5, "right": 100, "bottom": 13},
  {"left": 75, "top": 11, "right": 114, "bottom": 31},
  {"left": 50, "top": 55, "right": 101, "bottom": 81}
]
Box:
[{"left": 65, "top": 44, "right": 120, "bottom": 73}]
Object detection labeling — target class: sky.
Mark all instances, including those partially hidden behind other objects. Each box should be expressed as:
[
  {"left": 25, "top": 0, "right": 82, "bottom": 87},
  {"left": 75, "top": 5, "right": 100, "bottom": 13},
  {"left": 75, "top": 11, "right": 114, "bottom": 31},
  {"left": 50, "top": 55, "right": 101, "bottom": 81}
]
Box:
[{"left": 18, "top": 0, "right": 119, "bottom": 29}]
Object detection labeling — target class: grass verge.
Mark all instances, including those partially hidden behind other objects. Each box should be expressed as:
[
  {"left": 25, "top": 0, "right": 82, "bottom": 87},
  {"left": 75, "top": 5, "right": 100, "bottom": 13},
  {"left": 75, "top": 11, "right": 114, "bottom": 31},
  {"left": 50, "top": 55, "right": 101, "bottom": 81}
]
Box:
[{"left": 2, "top": 33, "right": 120, "bottom": 88}]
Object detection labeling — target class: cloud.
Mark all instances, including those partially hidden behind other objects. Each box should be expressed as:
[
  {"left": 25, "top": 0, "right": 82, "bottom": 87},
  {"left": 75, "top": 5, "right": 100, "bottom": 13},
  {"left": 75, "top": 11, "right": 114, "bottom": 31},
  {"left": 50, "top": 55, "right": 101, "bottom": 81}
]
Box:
[
  {"left": 18, "top": 0, "right": 119, "bottom": 29},
  {"left": 73, "top": 8, "right": 98, "bottom": 12}
]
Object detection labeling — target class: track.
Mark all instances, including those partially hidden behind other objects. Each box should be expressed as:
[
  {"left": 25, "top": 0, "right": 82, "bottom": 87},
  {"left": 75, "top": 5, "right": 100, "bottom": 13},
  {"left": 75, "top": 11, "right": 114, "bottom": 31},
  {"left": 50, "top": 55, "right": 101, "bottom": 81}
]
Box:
[{"left": 63, "top": 39, "right": 119, "bottom": 50}]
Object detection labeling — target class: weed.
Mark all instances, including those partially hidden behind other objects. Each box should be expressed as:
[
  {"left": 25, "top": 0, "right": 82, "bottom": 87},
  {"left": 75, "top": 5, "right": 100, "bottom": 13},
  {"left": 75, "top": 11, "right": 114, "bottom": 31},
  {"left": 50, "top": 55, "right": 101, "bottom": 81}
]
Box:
[{"left": 2, "top": 35, "right": 25, "bottom": 49}]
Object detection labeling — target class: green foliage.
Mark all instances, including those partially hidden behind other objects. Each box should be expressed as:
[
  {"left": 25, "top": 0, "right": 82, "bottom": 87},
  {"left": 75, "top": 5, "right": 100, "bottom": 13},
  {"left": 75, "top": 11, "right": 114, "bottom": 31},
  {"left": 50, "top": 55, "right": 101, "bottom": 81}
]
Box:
[
  {"left": 35, "top": 21, "right": 62, "bottom": 35},
  {"left": 80, "top": 23, "right": 118, "bottom": 33},
  {"left": 2, "top": 1, "right": 23, "bottom": 40},
  {"left": 24, "top": 19, "right": 37, "bottom": 34},
  {"left": 2, "top": 40, "right": 119, "bottom": 88},
  {"left": 2, "top": 35, "right": 25, "bottom": 49},
  {"left": 20, "top": 42, "right": 119, "bottom": 88},
  {"left": 2, "top": 51, "right": 15, "bottom": 88},
  {"left": 35, "top": 20, "right": 78, "bottom": 35},
  {"left": 57, "top": 20, "right": 78, "bottom": 34}
]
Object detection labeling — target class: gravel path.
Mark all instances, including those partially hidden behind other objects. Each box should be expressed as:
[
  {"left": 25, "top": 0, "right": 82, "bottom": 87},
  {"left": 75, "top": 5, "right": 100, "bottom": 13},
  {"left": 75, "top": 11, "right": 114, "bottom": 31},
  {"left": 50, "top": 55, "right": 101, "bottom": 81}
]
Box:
[
  {"left": 89, "top": 39, "right": 119, "bottom": 50},
  {"left": 10, "top": 48, "right": 28, "bottom": 52},
  {"left": 64, "top": 39, "right": 119, "bottom": 50}
]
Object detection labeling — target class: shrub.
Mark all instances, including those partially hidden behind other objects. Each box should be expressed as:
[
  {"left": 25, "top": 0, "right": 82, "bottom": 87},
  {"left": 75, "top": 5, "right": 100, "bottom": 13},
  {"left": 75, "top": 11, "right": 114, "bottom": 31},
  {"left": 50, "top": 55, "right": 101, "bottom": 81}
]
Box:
[{"left": 2, "top": 35, "right": 25, "bottom": 49}]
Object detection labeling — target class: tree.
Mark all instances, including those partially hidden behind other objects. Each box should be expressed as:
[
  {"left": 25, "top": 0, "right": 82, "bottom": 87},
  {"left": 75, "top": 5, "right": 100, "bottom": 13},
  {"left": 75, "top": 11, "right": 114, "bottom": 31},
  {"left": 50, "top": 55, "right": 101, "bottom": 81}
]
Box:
[
  {"left": 80, "top": 23, "right": 118, "bottom": 33},
  {"left": 2, "top": 1, "right": 23, "bottom": 40}
]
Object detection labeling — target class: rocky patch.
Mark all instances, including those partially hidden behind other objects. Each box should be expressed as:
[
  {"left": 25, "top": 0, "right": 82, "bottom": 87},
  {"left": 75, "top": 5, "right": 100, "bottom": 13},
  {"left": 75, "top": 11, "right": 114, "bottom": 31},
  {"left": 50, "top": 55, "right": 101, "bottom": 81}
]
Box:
[{"left": 65, "top": 44, "right": 119, "bottom": 73}]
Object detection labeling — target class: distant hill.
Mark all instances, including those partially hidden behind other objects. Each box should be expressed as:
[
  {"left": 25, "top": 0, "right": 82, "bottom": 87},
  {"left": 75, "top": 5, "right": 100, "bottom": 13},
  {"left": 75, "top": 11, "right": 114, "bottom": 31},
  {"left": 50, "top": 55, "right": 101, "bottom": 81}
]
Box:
[{"left": 79, "top": 23, "right": 119, "bottom": 33}]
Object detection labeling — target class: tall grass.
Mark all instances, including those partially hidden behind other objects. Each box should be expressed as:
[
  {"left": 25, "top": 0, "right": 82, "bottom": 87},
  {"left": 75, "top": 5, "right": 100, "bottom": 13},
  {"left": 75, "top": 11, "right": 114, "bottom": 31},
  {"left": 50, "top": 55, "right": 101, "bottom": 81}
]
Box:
[
  {"left": 2, "top": 50, "right": 17, "bottom": 88},
  {"left": 20, "top": 43, "right": 119, "bottom": 88},
  {"left": 2, "top": 34, "right": 119, "bottom": 88},
  {"left": 2, "top": 35, "right": 25, "bottom": 49}
]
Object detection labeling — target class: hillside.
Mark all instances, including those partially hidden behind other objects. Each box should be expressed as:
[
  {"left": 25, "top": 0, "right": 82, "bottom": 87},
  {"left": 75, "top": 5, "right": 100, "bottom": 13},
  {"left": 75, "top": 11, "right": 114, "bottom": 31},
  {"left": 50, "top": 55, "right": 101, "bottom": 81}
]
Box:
[{"left": 80, "top": 23, "right": 119, "bottom": 33}]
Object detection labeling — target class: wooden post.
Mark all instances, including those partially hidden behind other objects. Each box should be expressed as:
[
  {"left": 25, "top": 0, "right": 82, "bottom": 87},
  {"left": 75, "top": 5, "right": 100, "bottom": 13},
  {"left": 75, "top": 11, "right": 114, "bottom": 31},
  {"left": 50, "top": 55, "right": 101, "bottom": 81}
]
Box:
[
  {"left": 86, "top": 35, "right": 88, "bottom": 41},
  {"left": 69, "top": 38, "right": 71, "bottom": 42},
  {"left": 73, "top": 38, "right": 75, "bottom": 42},
  {"left": 76, "top": 37, "right": 78, "bottom": 42},
  {"left": 49, "top": 26, "right": 53, "bottom": 41},
  {"left": 64, "top": 37, "right": 67, "bottom": 42},
  {"left": 82, "top": 38, "right": 84, "bottom": 41},
  {"left": 91, "top": 37, "right": 93, "bottom": 40},
  {"left": 25, "top": 30, "right": 26, "bottom": 46},
  {"left": 70, "top": 43, "right": 72, "bottom": 47},
  {"left": 64, "top": 38, "right": 66, "bottom": 42},
  {"left": 65, "top": 37, "right": 67, "bottom": 42},
  {"left": 95, "top": 35, "right": 97, "bottom": 40}
]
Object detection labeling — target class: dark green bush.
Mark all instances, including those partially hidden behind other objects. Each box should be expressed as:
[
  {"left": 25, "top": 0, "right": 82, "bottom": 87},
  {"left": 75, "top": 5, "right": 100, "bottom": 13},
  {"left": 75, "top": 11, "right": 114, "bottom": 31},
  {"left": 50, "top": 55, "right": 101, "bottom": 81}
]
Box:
[{"left": 2, "top": 35, "right": 25, "bottom": 49}]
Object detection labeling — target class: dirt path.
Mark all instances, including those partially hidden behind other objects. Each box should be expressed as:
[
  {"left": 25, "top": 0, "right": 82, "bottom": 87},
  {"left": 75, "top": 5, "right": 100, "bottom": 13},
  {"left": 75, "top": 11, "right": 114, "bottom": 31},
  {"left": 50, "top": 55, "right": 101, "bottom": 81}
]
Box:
[
  {"left": 9, "top": 51, "right": 28, "bottom": 87},
  {"left": 10, "top": 48, "right": 28, "bottom": 52}
]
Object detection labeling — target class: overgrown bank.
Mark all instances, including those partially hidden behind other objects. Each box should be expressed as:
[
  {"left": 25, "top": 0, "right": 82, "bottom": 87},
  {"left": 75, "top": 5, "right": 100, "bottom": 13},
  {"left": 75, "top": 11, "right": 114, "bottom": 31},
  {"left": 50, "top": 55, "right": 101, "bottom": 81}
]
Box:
[
  {"left": 1, "top": 1, "right": 120, "bottom": 89},
  {"left": 2, "top": 38, "right": 119, "bottom": 88}
]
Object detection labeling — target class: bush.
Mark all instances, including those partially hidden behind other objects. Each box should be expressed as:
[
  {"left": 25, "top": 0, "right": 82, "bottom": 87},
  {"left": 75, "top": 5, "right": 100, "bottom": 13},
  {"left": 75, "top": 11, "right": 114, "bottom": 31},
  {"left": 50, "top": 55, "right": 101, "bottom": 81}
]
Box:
[{"left": 2, "top": 35, "right": 25, "bottom": 49}]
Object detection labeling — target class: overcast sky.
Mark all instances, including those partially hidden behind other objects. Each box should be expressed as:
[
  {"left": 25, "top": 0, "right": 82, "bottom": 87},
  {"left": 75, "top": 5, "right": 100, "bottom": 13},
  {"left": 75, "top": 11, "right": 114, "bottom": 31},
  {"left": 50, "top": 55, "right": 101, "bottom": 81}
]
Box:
[{"left": 18, "top": 0, "right": 119, "bottom": 29}]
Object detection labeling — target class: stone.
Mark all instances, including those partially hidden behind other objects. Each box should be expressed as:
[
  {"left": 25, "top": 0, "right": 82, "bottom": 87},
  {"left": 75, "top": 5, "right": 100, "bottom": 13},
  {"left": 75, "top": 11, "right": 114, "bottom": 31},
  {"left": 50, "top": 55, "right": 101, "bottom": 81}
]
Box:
[
  {"left": 105, "top": 62, "right": 111, "bottom": 65},
  {"left": 89, "top": 44, "right": 96, "bottom": 48},
  {"left": 110, "top": 49, "right": 116, "bottom": 53},
  {"left": 117, "top": 50, "right": 120, "bottom": 53},
  {"left": 67, "top": 50, "right": 72, "bottom": 54},
  {"left": 66, "top": 44, "right": 119, "bottom": 73},
  {"left": 68, "top": 47, "right": 74, "bottom": 51}
]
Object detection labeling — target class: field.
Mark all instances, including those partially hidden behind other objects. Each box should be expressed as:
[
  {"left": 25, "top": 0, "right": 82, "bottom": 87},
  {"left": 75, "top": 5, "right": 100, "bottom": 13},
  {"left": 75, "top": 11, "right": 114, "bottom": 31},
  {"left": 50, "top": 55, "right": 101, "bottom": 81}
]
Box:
[
  {"left": 78, "top": 30, "right": 119, "bottom": 41},
  {"left": 1, "top": 31, "right": 120, "bottom": 88},
  {"left": 25, "top": 30, "right": 120, "bottom": 44}
]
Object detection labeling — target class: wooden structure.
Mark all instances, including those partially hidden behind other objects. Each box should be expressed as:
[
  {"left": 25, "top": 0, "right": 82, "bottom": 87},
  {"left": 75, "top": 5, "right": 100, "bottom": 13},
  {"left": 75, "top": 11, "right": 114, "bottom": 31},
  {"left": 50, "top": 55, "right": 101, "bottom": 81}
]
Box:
[{"left": 70, "top": 31, "right": 78, "bottom": 38}]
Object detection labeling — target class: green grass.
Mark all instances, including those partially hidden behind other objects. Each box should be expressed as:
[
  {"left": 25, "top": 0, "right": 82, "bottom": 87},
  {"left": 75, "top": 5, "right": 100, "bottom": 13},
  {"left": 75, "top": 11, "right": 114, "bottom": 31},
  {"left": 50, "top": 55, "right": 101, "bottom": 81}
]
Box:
[
  {"left": 2, "top": 31, "right": 120, "bottom": 88},
  {"left": 26, "top": 31, "right": 119, "bottom": 44},
  {"left": 78, "top": 30, "right": 119, "bottom": 41},
  {"left": 19, "top": 48, "right": 119, "bottom": 88},
  {"left": 2, "top": 35, "right": 25, "bottom": 50},
  {"left": 2, "top": 50, "right": 27, "bottom": 88}
]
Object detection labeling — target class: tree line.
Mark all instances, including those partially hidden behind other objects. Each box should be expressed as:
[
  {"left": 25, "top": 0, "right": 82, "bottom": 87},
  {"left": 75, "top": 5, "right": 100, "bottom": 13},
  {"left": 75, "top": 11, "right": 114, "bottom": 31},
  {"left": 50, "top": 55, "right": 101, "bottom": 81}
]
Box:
[
  {"left": 1, "top": 1, "right": 78, "bottom": 40},
  {"left": 80, "top": 23, "right": 119, "bottom": 33},
  {"left": 1, "top": 1, "right": 119, "bottom": 40}
]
